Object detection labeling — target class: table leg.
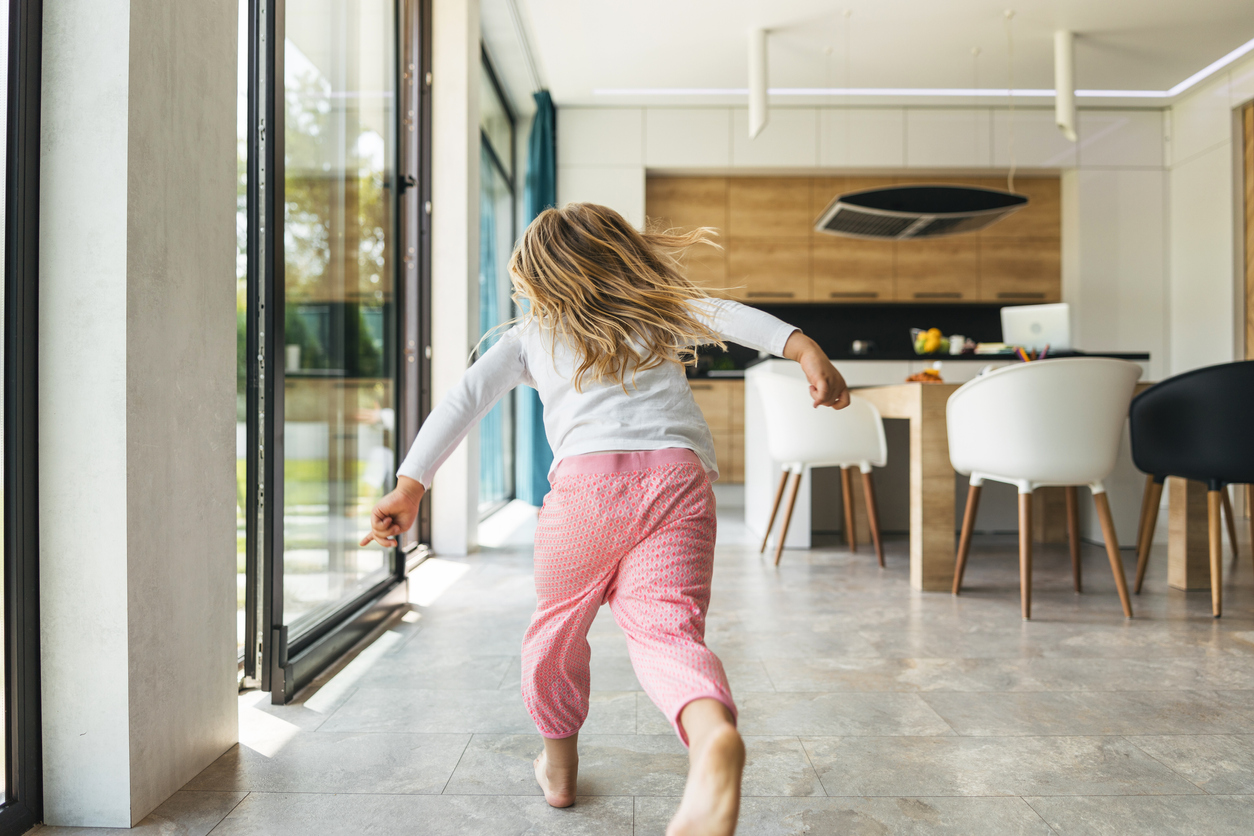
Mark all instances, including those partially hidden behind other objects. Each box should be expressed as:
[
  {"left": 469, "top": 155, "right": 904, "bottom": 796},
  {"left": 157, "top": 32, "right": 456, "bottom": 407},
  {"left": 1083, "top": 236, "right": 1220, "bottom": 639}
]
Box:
[
  {"left": 911, "top": 386, "right": 957, "bottom": 591},
  {"left": 1168, "top": 477, "right": 1212, "bottom": 590}
]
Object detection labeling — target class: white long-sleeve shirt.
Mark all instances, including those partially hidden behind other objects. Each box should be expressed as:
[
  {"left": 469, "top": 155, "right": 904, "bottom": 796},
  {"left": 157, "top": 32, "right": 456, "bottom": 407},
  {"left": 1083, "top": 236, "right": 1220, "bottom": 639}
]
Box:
[{"left": 397, "top": 298, "right": 798, "bottom": 487}]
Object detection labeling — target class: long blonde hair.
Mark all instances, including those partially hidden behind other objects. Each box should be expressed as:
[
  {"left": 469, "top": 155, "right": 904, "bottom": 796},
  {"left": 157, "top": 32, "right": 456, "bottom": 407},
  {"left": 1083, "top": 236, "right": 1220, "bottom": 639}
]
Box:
[{"left": 506, "top": 202, "right": 727, "bottom": 391}]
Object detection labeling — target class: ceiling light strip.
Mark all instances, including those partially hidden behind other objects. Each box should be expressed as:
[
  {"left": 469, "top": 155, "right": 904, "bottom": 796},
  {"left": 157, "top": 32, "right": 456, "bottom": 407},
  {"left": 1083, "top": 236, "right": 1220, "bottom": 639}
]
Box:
[{"left": 591, "top": 35, "right": 1254, "bottom": 102}]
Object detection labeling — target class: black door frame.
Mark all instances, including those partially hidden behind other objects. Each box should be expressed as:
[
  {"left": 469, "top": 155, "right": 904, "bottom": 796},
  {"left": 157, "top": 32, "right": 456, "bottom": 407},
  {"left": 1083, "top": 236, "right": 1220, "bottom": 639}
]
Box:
[
  {"left": 245, "top": 0, "right": 432, "bottom": 704},
  {"left": 1, "top": 0, "right": 44, "bottom": 831}
]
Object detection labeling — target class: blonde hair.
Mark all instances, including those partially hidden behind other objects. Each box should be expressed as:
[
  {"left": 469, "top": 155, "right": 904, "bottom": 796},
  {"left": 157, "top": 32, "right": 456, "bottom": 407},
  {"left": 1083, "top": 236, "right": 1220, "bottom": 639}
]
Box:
[{"left": 506, "top": 202, "right": 727, "bottom": 391}]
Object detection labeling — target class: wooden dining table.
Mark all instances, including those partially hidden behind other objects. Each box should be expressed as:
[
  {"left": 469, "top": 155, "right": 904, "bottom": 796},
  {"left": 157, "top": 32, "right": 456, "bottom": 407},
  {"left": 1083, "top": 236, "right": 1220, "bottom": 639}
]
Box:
[
  {"left": 851, "top": 382, "right": 961, "bottom": 591},
  {"left": 852, "top": 379, "right": 1218, "bottom": 595}
]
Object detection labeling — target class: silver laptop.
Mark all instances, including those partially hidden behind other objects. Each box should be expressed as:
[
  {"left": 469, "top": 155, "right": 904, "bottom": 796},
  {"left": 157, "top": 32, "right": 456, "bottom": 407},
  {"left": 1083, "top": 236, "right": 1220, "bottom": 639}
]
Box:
[{"left": 1000, "top": 303, "right": 1072, "bottom": 352}]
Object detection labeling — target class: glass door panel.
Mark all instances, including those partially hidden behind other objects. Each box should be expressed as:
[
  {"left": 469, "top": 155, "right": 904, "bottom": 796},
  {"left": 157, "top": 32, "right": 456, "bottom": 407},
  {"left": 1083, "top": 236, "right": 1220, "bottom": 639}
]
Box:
[
  {"left": 283, "top": 0, "right": 397, "bottom": 638},
  {"left": 236, "top": 0, "right": 249, "bottom": 661},
  {"left": 477, "top": 145, "right": 515, "bottom": 514}
]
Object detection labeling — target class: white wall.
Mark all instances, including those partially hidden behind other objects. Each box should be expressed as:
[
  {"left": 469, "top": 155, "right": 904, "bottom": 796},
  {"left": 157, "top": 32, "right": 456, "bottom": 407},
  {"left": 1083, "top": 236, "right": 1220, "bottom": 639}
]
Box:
[
  {"left": 1167, "top": 51, "right": 1254, "bottom": 372},
  {"left": 430, "top": 0, "right": 481, "bottom": 555},
  {"left": 556, "top": 104, "right": 1170, "bottom": 377},
  {"left": 40, "top": 0, "right": 238, "bottom": 825}
]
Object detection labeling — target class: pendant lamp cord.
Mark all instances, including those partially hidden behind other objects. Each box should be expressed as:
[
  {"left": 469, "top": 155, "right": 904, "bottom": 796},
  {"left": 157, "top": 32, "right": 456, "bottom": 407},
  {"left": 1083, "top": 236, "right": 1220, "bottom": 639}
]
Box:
[{"left": 1005, "top": 9, "right": 1017, "bottom": 193}]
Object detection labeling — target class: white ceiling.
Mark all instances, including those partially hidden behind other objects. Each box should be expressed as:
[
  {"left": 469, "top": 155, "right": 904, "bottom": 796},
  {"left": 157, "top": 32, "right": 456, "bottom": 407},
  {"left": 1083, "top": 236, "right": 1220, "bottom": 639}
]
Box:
[{"left": 519, "top": 0, "right": 1254, "bottom": 107}]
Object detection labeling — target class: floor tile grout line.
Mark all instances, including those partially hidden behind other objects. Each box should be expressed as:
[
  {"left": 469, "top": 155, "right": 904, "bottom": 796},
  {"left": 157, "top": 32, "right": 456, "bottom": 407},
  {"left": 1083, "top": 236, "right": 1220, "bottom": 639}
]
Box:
[
  {"left": 1119, "top": 733, "right": 1215, "bottom": 795},
  {"left": 795, "top": 736, "right": 830, "bottom": 798},
  {"left": 1019, "top": 796, "right": 1064, "bottom": 835},
  {"left": 203, "top": 791, "right": 251, "bottom": 835},
  {"left": 440, "top": 733, "right": 475, "bottom": 795},
  {"left": 307, "top": 685, "right": 359, "bottom": 732}
]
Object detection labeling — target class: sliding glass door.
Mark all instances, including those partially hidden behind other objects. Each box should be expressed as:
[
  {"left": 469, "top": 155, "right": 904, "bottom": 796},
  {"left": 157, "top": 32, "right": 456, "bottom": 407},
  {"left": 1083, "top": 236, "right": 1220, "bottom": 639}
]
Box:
[
  {"left": 478, "top": 55, "right": 515, "bottom": 516},
  {"left": 241, "top": 0, "right": 430, "bottom": 702},
  {"left": 282, "top": 0, "right": 398, "bottom": 640}
]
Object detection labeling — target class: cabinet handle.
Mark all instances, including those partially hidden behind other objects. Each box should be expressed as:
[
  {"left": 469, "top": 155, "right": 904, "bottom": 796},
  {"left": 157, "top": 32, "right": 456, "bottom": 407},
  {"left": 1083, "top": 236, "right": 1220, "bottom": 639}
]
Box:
[
  {"left": 747, "top": 292, "right": 795, "bottom": 298},
  {"left": 914, "top": 292, "right": 962, "bottom": 299},
  {"left": 689, "top": 383, "right": 715, "bottom": 390},
  {"left": 998, "top": 292, "right": 1046, "bottom": 300},
  {"left": 829, "top": 292, "right": 878, "bottom": 299}
]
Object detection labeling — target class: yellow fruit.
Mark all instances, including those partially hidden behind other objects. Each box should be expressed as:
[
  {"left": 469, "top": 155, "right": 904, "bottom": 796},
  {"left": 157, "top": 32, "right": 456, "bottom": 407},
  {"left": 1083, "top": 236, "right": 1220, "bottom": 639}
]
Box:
[{"left": 927, "top": 327, "right": 941, "bottom": 338}]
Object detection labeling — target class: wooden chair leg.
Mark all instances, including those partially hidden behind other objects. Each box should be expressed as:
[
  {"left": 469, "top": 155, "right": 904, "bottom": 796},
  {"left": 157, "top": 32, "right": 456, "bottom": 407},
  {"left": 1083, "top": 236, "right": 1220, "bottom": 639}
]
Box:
[
  {"left": 1065, "top": 486, "right": 1081, "bottom": 593},
  {"left": 953, "top": 483, "right": 982, "bottom": 595},
  {"left": 840, "top": 466, "right": 858, "bottom": 553},
  {"left": 759, "top": 469, "right": 789, "bottom": 554},
  {"left": 1019, "top": 492, "right": 1033, "bottom": 620},
  {"left": 1134, "top": 474, "right": 1154, "bottom": 558},
  {"left": 1093, "top": 491, "right": 1134, "bottom": 618},
  {"left": 1134, "top": 479, "right": 1164, "bottom": 594},
  {"left": 1208, "top": 489, "right": 1223, "bottom": 617},
  {"left": 773, "top": 471, "right": 803, "bottom": 567},
  {"left": 1222, "top": 488, "right": 1240, "bottom": 564},
  {"left": 862, "top": 470, "right": 884, "bottom": 567}
]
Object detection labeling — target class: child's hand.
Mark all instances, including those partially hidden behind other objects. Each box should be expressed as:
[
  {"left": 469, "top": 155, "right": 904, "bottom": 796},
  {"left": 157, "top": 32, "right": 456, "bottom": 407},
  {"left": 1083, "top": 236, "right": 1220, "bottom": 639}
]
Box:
[
  {"left": 359, "top": 476, "right": 426, "bottom": 548},
  {"left": 784, "top": 331, "right": 851, "bottom": 409}
]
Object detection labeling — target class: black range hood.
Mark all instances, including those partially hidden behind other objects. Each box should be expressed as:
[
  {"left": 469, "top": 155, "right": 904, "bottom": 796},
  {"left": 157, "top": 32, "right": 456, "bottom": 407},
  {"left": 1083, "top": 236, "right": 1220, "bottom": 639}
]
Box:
[{"left": 814, "top": 184, "right": 1028, "bottom": 240}]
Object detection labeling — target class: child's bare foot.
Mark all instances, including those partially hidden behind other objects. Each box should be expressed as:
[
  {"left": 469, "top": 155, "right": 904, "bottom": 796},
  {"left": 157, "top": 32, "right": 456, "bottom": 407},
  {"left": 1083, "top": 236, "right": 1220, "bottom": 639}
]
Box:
[
  {"left": 534, "top": 750, "right": 578, "bottom": 808},
  {"left": 666, "top": 723, "right": 745, "bottom": 836}
]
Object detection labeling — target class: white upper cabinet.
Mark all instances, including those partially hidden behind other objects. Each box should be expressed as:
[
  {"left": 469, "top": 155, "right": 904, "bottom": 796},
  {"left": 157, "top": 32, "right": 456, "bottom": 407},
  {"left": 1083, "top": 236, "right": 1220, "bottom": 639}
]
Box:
[
  {"left": 992, "top": 109, "right": 1077, "bottom": 169},
  {"left": 731, "top": 108, "right": 819, "bottom": 168},
  {"left": 557, "top": 108, "right": 643, "bottom": 167},
  {"left": 905, "top": 109, "right": 992, "bottom": 168},
  {"left": 818, "top": 109, "right": 905, "bottom": 168},
  {"left": 557, "top": 166, "right": 645, "bottom": 228},
  {"left": 1076, "top": 110, "right": 1164, "bottom": 168},
  {"left": 644, "top": 108, "right": 732, "bottom": 169}
]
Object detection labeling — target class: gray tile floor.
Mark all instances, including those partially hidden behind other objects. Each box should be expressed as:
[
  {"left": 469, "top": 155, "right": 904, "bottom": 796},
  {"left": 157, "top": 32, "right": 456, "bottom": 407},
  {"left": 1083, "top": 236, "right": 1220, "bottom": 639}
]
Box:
[{"left": 37, "top": 502, "right": 1254, "bottom": 835}]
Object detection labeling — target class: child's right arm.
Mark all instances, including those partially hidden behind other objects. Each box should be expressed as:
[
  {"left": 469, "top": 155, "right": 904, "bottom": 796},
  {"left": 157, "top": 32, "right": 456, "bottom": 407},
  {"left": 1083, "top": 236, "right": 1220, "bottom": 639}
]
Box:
[
  {"left": 695, "top": 298, "right": 850, "bottom": 409},
  {"left": 360, "top": 326, "right": 528, "bottom": 548}
]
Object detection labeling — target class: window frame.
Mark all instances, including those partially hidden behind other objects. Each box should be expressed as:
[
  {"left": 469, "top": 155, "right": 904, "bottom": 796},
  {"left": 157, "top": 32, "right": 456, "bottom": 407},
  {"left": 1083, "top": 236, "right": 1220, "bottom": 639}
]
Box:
[
  {"left": 1, "top": 0, "right": 44, "bottom": 830},
  {"left": 476, "top": 47, "right": 516, "bottom": 519}
]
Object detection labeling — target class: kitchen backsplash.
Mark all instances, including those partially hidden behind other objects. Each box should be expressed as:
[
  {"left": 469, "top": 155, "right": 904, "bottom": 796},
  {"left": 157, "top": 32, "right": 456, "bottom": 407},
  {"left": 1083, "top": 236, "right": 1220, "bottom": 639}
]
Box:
[{"left": 696, "top": 303, "right": 1006, "bottom": 367}]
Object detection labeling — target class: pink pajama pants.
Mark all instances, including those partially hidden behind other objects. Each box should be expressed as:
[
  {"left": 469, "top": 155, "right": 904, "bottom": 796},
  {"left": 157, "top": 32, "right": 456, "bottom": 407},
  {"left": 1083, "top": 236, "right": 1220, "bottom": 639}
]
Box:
[{"left": 521, "top": 448, "right": 736, "bottom": 745}]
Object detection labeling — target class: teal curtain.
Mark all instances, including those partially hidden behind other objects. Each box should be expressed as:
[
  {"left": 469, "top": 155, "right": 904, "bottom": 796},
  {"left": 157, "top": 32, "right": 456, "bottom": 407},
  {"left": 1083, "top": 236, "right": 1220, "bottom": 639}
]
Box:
[{"left": 515, "top": 90, "right": 557, "bottom": 506}]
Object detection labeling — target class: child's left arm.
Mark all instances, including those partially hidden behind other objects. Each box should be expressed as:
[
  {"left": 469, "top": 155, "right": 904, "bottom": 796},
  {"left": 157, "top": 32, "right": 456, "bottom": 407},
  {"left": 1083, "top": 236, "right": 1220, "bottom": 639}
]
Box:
[{"left": 694, "top": 297, "right": 850, "bottom": 409}]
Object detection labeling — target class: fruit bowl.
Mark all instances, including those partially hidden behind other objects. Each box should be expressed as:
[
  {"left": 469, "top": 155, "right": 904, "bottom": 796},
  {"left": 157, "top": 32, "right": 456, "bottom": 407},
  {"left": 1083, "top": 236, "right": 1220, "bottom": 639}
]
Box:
[{"left": 911, "top": 327, "right": 950, "bottom": 355}]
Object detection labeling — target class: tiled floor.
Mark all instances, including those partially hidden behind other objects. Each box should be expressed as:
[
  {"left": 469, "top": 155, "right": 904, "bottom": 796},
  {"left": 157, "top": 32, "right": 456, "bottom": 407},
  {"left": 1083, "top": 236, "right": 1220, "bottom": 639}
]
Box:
[{"left": 37, "top": 501, "right": 1254, "bottom": 835}]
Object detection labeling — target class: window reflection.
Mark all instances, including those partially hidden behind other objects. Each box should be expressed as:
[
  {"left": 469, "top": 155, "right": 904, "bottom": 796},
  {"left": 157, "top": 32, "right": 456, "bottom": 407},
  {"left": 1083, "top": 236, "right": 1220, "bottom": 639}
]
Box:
[{"left": 283, "top": 0, "right": 396, "bottom": 636}]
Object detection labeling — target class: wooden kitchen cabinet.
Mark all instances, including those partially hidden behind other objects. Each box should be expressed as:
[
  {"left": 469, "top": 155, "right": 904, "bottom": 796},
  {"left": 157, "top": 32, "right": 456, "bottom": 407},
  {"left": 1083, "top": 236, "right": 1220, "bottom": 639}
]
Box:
[
  {"left": 979, "top": 177, "right": 1060, "bottom": 240},
  {"left": 811, "top": 176, "right": 898, "bottom": 302},
  {"left": 689, "top": 379, "right": 744, "bottom": 483},
  {"left": 728, "top": 238, "right": 811, "bottom": 302},
  {"left": 980, "top": 237, "right": 1062, "bottom": 303},
  {"left": 644, "top": 173, "right": 1061, "bottom": 307},
  {"left": 728, "top": 178, "right": 814, "bottom": 237},
  {"left": 895, "top": 235, "right": 980, "bottom": 302},
  {"left": 646, "top": 177, "right": 730, "bottom": 297},
  {"left": 812, "top": 237, "right": 896, "bottom": 301}
]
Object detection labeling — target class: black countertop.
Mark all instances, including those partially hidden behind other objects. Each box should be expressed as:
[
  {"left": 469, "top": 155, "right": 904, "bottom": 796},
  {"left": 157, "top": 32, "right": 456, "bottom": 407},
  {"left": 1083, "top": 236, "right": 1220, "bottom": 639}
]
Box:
[{"left": 687, "top": 351, "right": 1151, "bottom": 380}]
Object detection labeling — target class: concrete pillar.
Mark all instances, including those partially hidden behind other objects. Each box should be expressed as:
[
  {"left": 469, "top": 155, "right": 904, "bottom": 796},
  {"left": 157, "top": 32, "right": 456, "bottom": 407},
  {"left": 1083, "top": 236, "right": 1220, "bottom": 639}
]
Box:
[
  {"left": 39, "top": 0, "right": 238, "bottom": 825},
  {"left": 429, "top": 0, "right": 480, "bottom": 554}
]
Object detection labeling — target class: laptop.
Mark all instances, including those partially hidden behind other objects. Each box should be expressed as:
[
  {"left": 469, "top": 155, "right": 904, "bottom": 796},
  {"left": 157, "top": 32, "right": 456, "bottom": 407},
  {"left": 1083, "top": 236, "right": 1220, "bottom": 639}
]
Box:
[{"left": 1000, "top": 303, "right": 1072, "bottom": 352}]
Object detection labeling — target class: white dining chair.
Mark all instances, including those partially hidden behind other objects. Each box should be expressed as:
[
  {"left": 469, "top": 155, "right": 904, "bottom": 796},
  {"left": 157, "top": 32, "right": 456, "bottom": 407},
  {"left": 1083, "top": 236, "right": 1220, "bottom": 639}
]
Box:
[
  {"left": 947, "top": 357, "right": 1141, "bottom": 619},
  {"left": 755, "top": 370, "right": 888, "bottom": 566}
]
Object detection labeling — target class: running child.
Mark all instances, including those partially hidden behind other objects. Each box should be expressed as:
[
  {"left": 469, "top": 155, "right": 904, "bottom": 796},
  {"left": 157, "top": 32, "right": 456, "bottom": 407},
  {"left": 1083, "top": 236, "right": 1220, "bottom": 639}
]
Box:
[{"left": 360, "top": 202, "right": 849, "bottom": 836}]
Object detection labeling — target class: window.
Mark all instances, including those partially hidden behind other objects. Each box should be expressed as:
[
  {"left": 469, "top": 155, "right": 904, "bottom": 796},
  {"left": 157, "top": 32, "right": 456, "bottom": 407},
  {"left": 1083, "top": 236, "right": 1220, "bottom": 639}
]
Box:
[
  {"left": 240, "top": 0, "right": 430, "bottom": 703},
  {"left": 478, "top": 53, "right": 516, "bottom": 517}
]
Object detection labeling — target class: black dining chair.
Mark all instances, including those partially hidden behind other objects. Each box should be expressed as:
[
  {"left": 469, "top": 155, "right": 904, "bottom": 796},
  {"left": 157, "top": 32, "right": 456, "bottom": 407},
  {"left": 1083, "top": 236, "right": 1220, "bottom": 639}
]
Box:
[{"left": 1128, "top": 360, "right": 1254, "bottom": 617}]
